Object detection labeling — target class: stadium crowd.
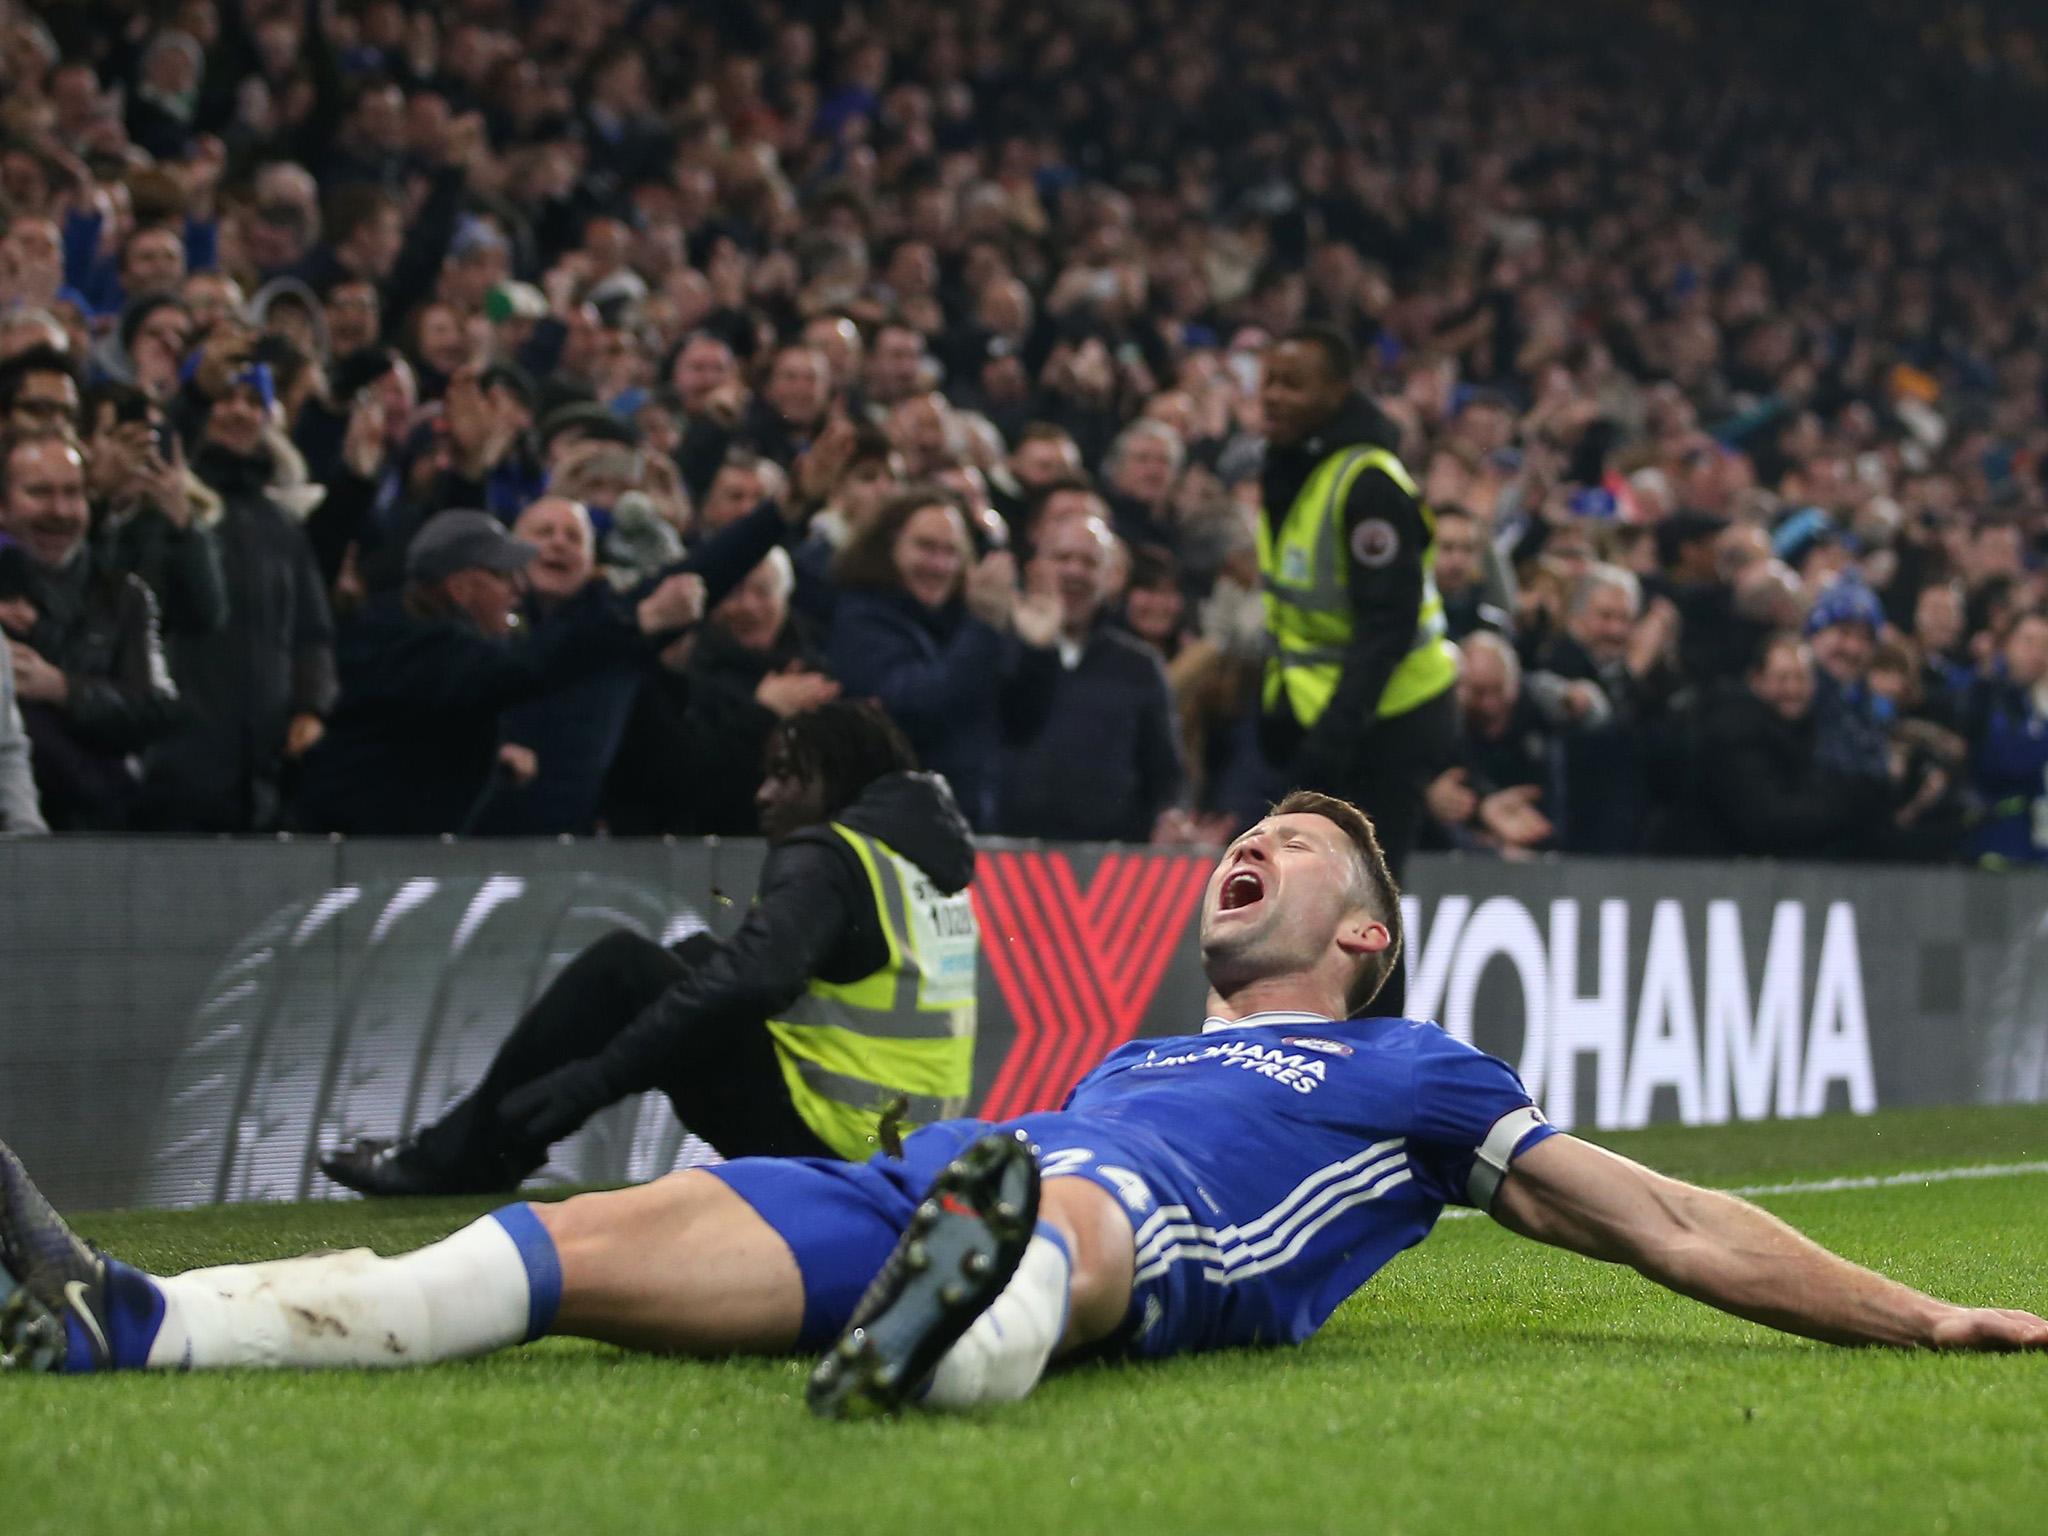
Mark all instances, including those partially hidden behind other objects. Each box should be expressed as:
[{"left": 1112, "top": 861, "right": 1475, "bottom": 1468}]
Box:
[{"left": 2, "top": 0, "right": 2048, "bottom": 863}]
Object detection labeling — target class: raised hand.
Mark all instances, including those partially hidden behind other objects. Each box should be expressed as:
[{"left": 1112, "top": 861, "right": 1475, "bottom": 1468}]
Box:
[
  {"left": 794, "top": 417, "right": 858, "bottom": 507},
  {"left": 756, "top": 665, "right": 842, "bottom": 718},
  {"left": 1424, "top": 767, "right": 1478, "bottom": 827},
  {"left": 964, "top": 550, "right": 1019, "bottom": 630},
  {"left": 1478, "top": 784, "right": 1553, "bottom": 849},
  {"left": 496, "top": 742, "right": 539, "bottom": 785},
  {"left": 636, "top": 572, "right": 708, "bottom": 635},
  {"left": 1012, "top": 560, "right": 1063, "bottom": 649}
]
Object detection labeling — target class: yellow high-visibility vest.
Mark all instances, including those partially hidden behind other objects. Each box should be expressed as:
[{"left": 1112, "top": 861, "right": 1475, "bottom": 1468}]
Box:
[
  {"left": 764, "top": 824, "right": 978, "bottom": 1159},
  {"left": 1256, "top": 445, "right": 1459, "bottom": 725}
]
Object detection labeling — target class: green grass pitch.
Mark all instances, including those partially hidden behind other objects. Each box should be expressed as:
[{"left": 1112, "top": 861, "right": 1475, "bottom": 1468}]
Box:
[{"left": 8, "top": 1104, "right": 2048, "bottom": 1536}]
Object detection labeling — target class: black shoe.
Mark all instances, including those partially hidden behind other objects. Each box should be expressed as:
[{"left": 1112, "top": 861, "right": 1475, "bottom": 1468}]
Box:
[
  {"left": 806, "top": 1130, "right": 1040, "bottom": 1420},
  {"left": 0, "top": 1137, "right": 111, "bottom": 1373},
  {"left": 317, "top": 1135, "right": 519, "bottom": 1199}
]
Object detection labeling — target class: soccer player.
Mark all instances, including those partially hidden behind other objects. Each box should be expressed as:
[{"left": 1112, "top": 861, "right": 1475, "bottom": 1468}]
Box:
[{"left": 4, "top": 792, "right": 2044, "bottom": 1404}]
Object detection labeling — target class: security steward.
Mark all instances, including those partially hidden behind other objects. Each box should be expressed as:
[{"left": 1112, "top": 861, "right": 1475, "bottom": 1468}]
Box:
[
  {"left": 1257, "top": 327, "right": 1459, "bottom": 1012},
  {"left": 321, "top": 700, "right": 979, "bottom": 1194}
]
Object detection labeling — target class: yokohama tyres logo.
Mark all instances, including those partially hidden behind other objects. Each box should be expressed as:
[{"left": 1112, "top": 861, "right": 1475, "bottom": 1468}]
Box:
[{"left": 972, "top": 850, "right": 1212, "bottom": 1118}]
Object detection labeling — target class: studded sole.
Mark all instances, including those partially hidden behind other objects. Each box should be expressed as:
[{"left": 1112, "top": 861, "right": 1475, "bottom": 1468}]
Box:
[
  {"left": 806, "top": 1132, "right": 1040, "bottom": 1420},
  {"left": 0, "top": 1258, "right": 65, "bottom": 1373}
]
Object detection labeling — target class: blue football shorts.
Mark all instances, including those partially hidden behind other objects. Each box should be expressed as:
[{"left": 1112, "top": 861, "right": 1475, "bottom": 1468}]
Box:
[{"left": 708, "top": 1111, "right": 1213, "bottom": 1355}]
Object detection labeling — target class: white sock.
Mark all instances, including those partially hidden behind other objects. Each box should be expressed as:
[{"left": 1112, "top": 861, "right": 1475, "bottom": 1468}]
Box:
[
  {"left": 142, "top": 1205, "right": 561, "bottom": 1371},
  {"left": 920, "top": 1226, "right": 1072, "bottom": 1410}
]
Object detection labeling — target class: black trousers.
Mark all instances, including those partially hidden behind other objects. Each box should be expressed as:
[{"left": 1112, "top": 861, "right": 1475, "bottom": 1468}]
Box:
[
  {"left": 409, "top": 929, "right": 834, "bottom": 1185},
  {"left": 1282, "top": 686, "right": 1461, "bottom": 1018}
]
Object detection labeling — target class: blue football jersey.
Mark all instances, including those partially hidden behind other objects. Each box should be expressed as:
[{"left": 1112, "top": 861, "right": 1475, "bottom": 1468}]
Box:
[{"left": 1013, "top": 1009, "right": 1556, "bottom": 1352}]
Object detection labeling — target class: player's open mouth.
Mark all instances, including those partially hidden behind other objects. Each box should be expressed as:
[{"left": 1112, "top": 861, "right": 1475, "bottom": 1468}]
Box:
[{"left": 1219, "top": 869, "right": 1265, "bottom": 912}]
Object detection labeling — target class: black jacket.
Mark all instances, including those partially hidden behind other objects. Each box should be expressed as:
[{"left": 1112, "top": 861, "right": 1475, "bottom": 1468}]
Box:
[
  {"left": 0, "top": 543, "right": 182, "bottom": 829},
  {"left": 1258, "top": 392, "right": 1432, "bottom": 767},
  {"left": 577, "top": 771, "right": 977, "bottom": 1099},
  {"left": 293, "top": 590, "right": 652, "bottom": 835},
  {"left": 998, "top": 623, "right": 1184, "bottom": 842},
  {"left": 485, "top": 582, "right": 656, "bottom": 837},
  {"left": 96, "top": 505, "right": 229, "bottom": 638},
  {"left": 602, "top": 614, "right": 827, "bottom": 837},
  {"left": 139, "top": 449, "right": 338, "bottom": 831},
  {"left": 1686, "top": 685, "right": 1888, "bottom": 859}
]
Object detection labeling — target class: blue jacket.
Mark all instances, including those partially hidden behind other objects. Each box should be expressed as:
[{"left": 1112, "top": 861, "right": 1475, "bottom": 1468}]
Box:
[
  {"left": 826, "top": 587, "right": 1058, "bottom": 830},
  {"left": 1968, "top": 671, "right": 2048, "bottom": 864}
]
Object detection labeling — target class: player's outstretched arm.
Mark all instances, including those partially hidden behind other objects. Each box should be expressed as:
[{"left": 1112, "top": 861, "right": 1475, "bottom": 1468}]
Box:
[{"left": 1489, "top": 1133, "right": 2048, "bottom": 1351}]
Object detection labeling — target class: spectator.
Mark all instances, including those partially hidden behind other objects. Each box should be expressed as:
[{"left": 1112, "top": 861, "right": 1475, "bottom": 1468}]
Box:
[
  {"left": 1120, "top": 542, "right": 1257, "bottom": 829},
  {"left": 138, "top": 365, "right": 336, "bottom": 830},
  {"left": 97, "top": 296, "right": 195, "bottom": 402},
  {"left": 683, "top": 344, "right": 830, "bottom": 484},
  {"left": 487, "top": 496, "right": 654, "bottom": 836},
  {"left": 0, "top": 215, "right": 72, "bottom": 317},
  {"left": 605, "top": 548, "right": 840, "bottom": 836},
  {"left": 1529, "top": 564, "right": 1672, "bottom": 855},
  {"left": 1433, "top": 503, "right": 1511, "bottom": 641},
  {"left": 1103, "top": 419, "right": 1184, "bottom": 553},
  {"left": 0, "top": 346, "right": 81, "bottom": 435},
  {"left": 0, "top": 636, "right": 47, "bottom": 834},
  {"left": 1661, "top": 510, "right": 1746, "bottom": 684},
  {"left": 1805, "top": 574, "right": 1958, "bottom": 858},
  {"left": 1967, "top": 612, "right": 2048, "bottom": 867},
  {"left": 670, "top": 334, "right": 739, "bottom": 422},
  {"left": 864, "top": 322, "right": 928, "bottom": 412},
  {"left": 111, "top": 224, "right": 189, "bottom": 312},
  {"left": 697, "top": 450, "right": 786, "bottom": 537},
  {"left": 0, "top": 431, "right": 182, "bottom": 829},
  {"left": 82, "top": 384, "right": 228, "bottom": 639},
  {"left": 181, "top": 271, "right": 244, "bottom": 336},
  {"left": 1009, "top": 476, "right": 1090, "bottom": 551},
  {"left": 1423, "top": 631, "right": 1556, "bottom": 857},
  {"left": 296, "top": 141, "right": 470, "bottom": 342},
  {"left": 294, "top": 512, "right": 707, "bottom": 836},
  {"left": 988, "top": 422, "right": 1083, "bottom": 531},
  {"left": 125, "top": 31, "right": 204, "bottom": 161},
  {"left": 321, "top": 277, "right": 382, "bottom": 363},
  {"left": 887, "top": 391, "right": 958, "bottom": 480},
  {"left": 1912, "top": 581, "right": 1975, "bottom": 729},
  {"left": 1805, "top": 577, "right": 1894, "bottom": 782},
  {"left": 998, "top": 513, "right": 1185, "bottom": 842},
  {"left": 792, "top": 422, "right": 902, "bottom": 620},
  {"left": 827, "top": 487, "right": 1060, "bottom": 829},
  {"left": 1688, "top": 632, "right": 1889, "bottom": 859}
]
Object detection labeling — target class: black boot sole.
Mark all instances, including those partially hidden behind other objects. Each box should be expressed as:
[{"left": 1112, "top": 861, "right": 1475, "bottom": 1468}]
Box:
[
  {"left": 806, "top": 1131, "right": 1040, "bottom": 1420},
  {"left": 316, "top": 1151, "right": 521, "bottom": 1200}
]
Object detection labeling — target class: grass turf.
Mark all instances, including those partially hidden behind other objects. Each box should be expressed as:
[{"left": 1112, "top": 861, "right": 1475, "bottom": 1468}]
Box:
[{"left": 8, "top": 1104, "right": 2048, "bottom": 1536}]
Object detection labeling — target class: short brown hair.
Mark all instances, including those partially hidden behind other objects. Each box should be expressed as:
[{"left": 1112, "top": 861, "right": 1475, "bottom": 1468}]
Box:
[{"left": 1270, "top": 788, "right": 1403, "bottom": 1013}]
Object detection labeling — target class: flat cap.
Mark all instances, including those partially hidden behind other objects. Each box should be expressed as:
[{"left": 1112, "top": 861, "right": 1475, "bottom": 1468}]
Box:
[{"left": 406, "top": 510, "right": 536, "bottom": 583}]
